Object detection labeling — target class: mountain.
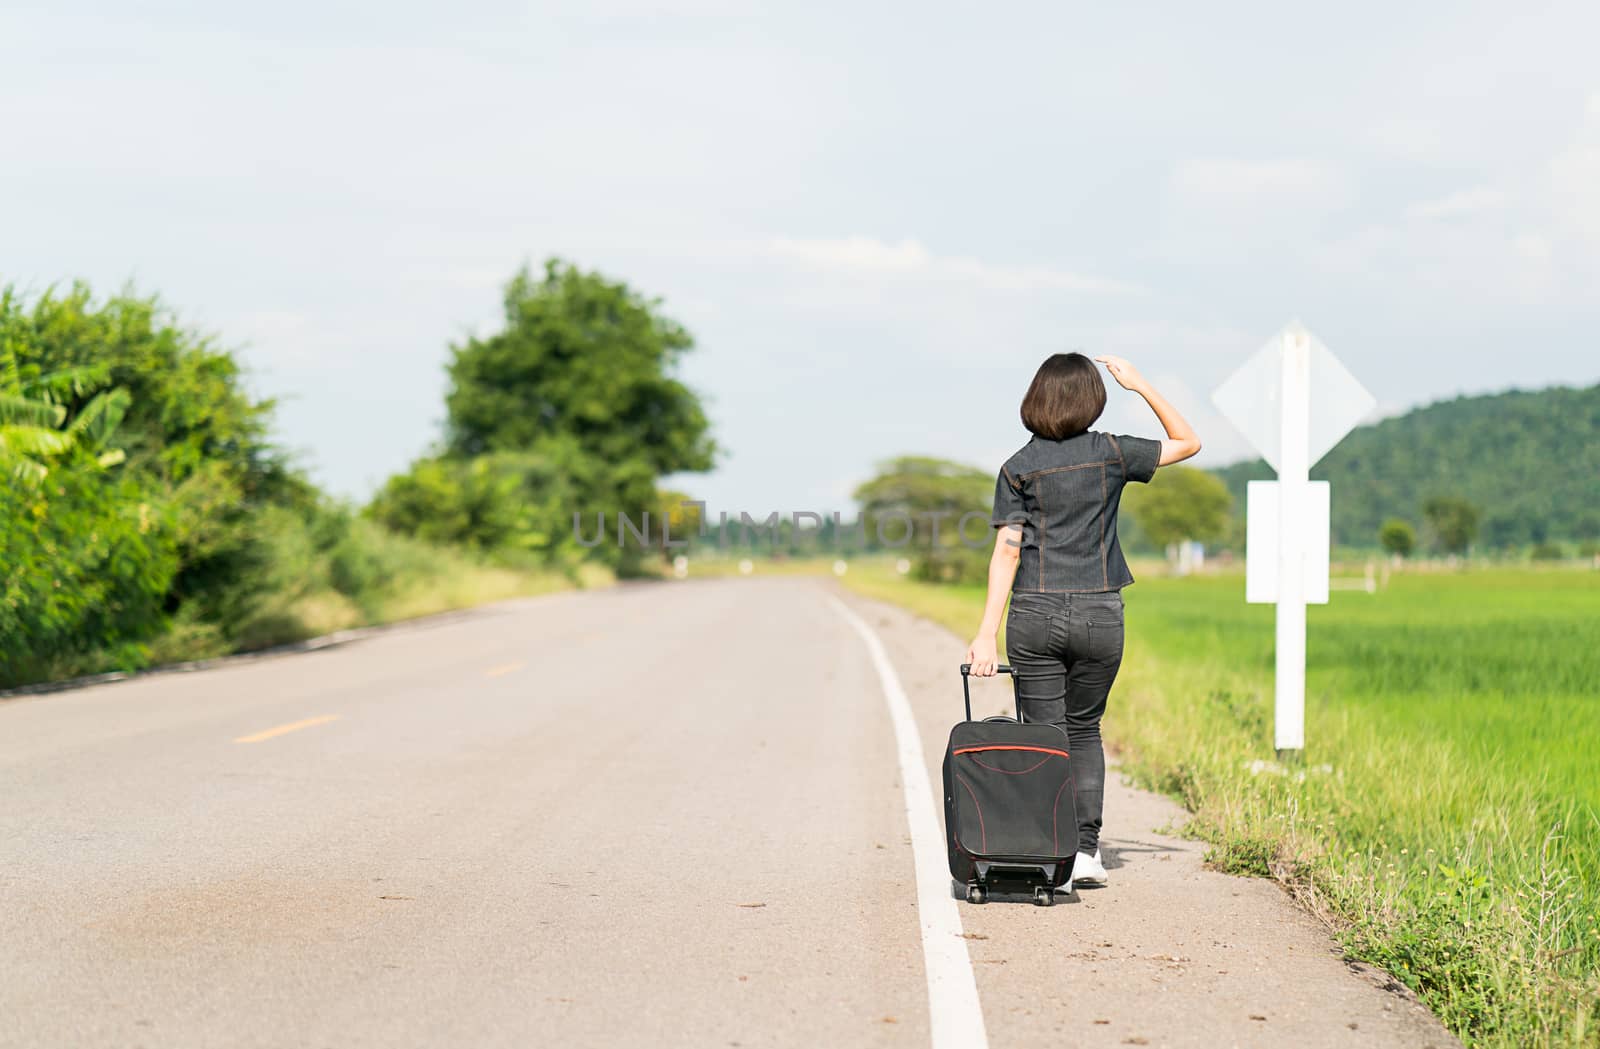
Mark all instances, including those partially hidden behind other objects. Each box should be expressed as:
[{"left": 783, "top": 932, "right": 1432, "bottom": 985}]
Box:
[{"left": 1210, "top": 383, "right": 1600, "bottom": 550}]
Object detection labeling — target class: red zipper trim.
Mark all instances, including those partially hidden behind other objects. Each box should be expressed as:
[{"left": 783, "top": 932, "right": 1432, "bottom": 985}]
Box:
[{"left": 953, "top": 745, "right": 1069, "bottom": 759}]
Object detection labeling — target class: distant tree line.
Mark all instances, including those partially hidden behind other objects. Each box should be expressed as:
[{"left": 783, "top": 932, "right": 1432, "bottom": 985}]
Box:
[
  {"left": 1213, "top": 384, "right": 1600, "bottom": 552},
  {"left": 840, "top": 456, "right": 1234, "bottom": 583}
]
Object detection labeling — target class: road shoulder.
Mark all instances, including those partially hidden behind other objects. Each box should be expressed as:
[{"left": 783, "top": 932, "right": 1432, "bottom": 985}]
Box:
[{"left": 835, "top": 582, "right": 1461, "bottom": 1049}]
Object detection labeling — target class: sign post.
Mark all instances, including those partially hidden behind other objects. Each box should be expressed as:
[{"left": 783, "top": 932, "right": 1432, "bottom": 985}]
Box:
[
  {"left": 1212, "top": 322, "right": 1375, "bottom": 756},
  {"left": 1274, "top": 331, "right": 1310, "bottom": 752}
]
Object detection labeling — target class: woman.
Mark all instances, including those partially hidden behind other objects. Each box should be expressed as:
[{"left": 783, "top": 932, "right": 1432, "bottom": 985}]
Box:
[{"left": 964, "top": 352, "right": 1200, "bottom": 887}]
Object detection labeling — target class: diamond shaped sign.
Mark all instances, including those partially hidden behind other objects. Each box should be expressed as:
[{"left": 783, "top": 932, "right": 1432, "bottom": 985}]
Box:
[{"left": 1211, "top": 321, "right": 1377, "bottom": 473}]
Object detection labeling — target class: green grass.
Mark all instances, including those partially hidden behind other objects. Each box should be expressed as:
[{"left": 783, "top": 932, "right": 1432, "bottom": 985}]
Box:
[
  {"left": 839, "top": 560, "right": 1600, "bottom": 1048},
  {"left": 127, "top": 526, "right": 611, "bottom": 675}
]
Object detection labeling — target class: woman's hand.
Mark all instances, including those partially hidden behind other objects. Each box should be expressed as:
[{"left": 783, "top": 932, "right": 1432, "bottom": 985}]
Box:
[
  {"left": 1096, "top": 354, "right": 1202, "bottom": 465},
  {"left": 1094, "top": 354, "right": 1147, "bottom": 393},
  {"left": 966, "top": 634, "right": 1000, "bottom": 677}
]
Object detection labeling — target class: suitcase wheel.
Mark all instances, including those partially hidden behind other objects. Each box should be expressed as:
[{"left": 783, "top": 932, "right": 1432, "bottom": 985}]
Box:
[
  {"left": 965, "top": 883, "right": 988, "bottom": 905},
  {"left": 1033, "top": 886, "right": 1055, "bottom": 907}
]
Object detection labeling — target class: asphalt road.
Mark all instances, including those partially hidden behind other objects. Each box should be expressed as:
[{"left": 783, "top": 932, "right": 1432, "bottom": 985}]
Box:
[{"left": 1, "top": 579, "right": 1458, "bottom": 1049}]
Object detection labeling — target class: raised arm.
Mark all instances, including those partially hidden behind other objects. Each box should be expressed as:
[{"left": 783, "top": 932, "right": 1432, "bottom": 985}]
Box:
[
  {"left": 965, "top": 524, "right": 1022, "bottom": 676},
  {"left": 1094, "top": 355, "right": 1201, "bottom": 466}
]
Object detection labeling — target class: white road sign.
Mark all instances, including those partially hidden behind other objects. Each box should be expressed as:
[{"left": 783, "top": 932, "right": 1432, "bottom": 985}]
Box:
[
  {"left": 1212, "top": 322, "right": 1377, "bottom": 473},
  {"left": 1211, "top": 322, "right": 1375, "bottom": 754},
  {"left": 1245, "top": 481, "right": 1330, "bottom": 604}
]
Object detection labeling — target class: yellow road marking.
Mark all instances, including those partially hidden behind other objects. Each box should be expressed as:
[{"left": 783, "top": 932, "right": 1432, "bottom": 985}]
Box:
[
  {"left": 233, "top": 714, "right": 341, "bottom": 744},
  {"left": 484, "top": 661, "right": 526, "bottom": 678}
]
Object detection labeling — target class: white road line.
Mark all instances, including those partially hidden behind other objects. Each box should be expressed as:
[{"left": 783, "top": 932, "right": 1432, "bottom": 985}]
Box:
[{"left": 829, "top": 597, "right": 989, "bottom": 1049}]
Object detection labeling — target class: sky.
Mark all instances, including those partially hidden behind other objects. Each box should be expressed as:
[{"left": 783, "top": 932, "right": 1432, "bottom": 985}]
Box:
[{"left": 3, "top": 1, "right": 1598, "bottom": 515}]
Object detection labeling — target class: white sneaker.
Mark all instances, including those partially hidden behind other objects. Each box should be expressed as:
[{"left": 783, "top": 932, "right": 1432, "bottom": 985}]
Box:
[{"left": 1072, "top": 850, "right": 1107, "bottom": 888}]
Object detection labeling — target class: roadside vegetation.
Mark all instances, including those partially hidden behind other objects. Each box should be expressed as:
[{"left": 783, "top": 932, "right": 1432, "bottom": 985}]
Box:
[
  {"left": 830, "top": 558, "right": 1600, "bottom": 1048},
  {"left": 1, "top": 262, "right": 711, "bottom": 689}
]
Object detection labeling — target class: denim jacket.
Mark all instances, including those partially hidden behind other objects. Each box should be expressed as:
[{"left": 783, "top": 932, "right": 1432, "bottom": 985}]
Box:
[{"left": 991, "top": 431, "right": 1162, "bottom": 592}]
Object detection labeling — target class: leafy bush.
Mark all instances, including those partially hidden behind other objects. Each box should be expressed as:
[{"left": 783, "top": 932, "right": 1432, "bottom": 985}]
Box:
[
  {"left": 367, "top": 451, "right": 580, "bottom": 563},
  {"left": 0, "top": 458, "right": 178, "bottom": 685},
  {"left": 1, "top": 280, "right": 597, "bottom": 688},
  {"left": 3, "top": 282, "right": 312, "bottom": 653},
  {"left": 1380, "top": 518, "right": 1417, "bottom": 557},
  {"left": 853, "top": 456, "right": 993, "bottom": 583},
  {"left": 1424, "top": 496, "right": 1482, "bottom": 555},
  {"left": 1121, "top": 465, "right": 1232, "bottom": 549}
]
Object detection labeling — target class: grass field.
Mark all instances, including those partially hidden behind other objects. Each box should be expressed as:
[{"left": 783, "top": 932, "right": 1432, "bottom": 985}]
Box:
[{"left": 836, "top": 561, "right": 1600, "bottom": 1048}]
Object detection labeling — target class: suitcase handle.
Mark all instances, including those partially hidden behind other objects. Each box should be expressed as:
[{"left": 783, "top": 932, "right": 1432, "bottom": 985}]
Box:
[{"left": 958, "top": 663, "right": 1020, "bottom": 722}]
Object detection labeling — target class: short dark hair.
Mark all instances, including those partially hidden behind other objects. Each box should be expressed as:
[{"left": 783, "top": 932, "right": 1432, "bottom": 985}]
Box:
[{"left": 1020, "top": 352, "right": 1106, "bottom": 439}]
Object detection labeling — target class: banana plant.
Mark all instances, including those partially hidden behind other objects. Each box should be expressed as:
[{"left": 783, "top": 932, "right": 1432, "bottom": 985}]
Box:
[{"left": 0, "top": 330, "right": 129, "bottom": 483}]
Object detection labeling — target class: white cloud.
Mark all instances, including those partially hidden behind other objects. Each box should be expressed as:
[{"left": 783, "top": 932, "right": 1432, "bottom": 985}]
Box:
[
  {"left": 770, "top": 235, "right": 932, "bottom": 273},
  {"left": 1512, "top": 232, "right": 1553, "bottom": 263},
  {"left": 765, "top": 235, "right": 1144, "bottom": 295},
  {"left": 1506, "top": 231, "right": 1558, "bottom": 301},
  {"left": 431, "top": 267, "right": 511, "bottom": 290},
  {"left": 1089, "top": 319, "right": 1254, "bottom": 360},
  {"left": 1169, "top": 158, "right": 1346, "bottom": 205},
  {"left": 229, "top": 310, "right": 324, "bottom": 367},
  {"left": 1364, "top": 117, "right": 1448, "bottom": 161},
  {"left": 1312, "top": 92, "right": 1600, "bottom": 305},
  {"left": 1407, "top": 187, "right": 1505, "bottom": 220},
  {"left": 1551, "top": 103, "right": 1600, "bottom": 241}
]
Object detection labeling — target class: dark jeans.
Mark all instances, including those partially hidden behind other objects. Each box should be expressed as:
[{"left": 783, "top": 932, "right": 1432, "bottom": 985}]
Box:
[{"left": 1004, "top": 590, "right": 1125, "bottom": 854}]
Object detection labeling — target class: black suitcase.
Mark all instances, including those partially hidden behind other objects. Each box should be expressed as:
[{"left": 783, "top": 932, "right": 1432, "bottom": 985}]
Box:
[{"left": 944, "top": 664, "right": 1077, "bottom": 906}]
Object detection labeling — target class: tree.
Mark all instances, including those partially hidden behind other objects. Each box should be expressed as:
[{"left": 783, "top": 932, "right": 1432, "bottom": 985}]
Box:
[
  {"left": 439, "top": 261, "right": 715, "bottom": 572},
  {"left": 1379, "top": 518, "right": 1416, "bottom": 558},
  {"left": 0, "top": 460, "right": 179, "bottom": 686},
  {"left": 1121, "top": 465, "right": 1232, "bottom": 550},
  {"left": 1, "top": 308, "right": 129, "bottom": 483},
  {"left": 3, "top": 281, "right": 312, "bottom": 641},
  {"left": 853, "top": 457, "right": 992, "bottom": 582},
  {"left": 3, "top": 285, "right": 295, "bottom": 475},
  {"left": 367, "top": 452, "right": 577, "bottom": 562},
  {"left": 2, "top": 284, "right": 294, "bottom": 493},
  {"left": 0, "top": 308, "right": 174, "bottom": 683},
  {"left": 445, "top": 261, "right": 714, "bottom": 473},
  {"left": 1422, "top": 496, "right": 1480, "bottom": 555},
  {"left": 655, "top": 489, "right": 704, "bottom": 560}
]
